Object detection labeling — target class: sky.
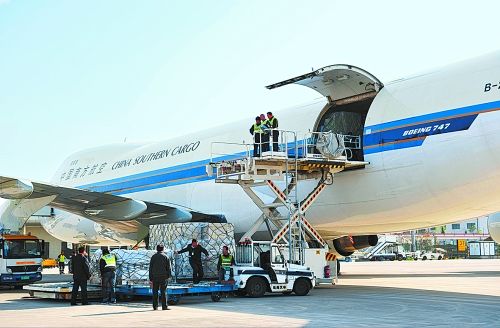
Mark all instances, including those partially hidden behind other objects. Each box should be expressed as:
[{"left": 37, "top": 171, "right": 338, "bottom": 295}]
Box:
[{"left": 1, "top": 0, "right": 500, "bottom": 181}]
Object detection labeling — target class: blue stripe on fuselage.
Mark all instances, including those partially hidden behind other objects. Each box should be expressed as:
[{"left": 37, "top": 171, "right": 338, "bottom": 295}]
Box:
[
  {"left": 363, "top": 100, "right": 500, "bottom": 154},
  {"left": 363, "top": 115, "right": 478, "bottom": 154},
  {"left": 364, "top": 100, "right": 500, "bottom": 133},
  {"left": 77, "top": 100, "right": 500, "bottom": 193}
]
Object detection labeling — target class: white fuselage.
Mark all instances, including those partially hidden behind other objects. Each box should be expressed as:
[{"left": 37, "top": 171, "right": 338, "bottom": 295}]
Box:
[{"left": 37, "top": 52, "right": 500, "bottom": 245}]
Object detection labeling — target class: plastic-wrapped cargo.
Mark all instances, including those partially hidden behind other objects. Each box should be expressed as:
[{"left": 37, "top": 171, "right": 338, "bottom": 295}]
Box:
[
  {"left": 149, "top": 223, "right": 235, "bottom": 280},
  {"left": 88, "top": 223, "right": 235, "bottom": 284},
  {"left": 89, "top": 249, "right": 172, "bottom": 285}
]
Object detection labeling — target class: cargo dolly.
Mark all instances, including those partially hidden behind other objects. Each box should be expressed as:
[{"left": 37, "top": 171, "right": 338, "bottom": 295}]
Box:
[
  {"left": 24, "top": 281, "right": 237, "bottom": 305},
  {"left": 116, "top": 282, "right": 238, "bottom": 304},
  {"left": 24, "top": 282, "right": 102, "bottom": 300}
]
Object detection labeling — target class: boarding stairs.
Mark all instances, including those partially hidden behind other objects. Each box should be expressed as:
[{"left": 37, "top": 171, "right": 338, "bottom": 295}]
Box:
[
  {"left": 363, "top": 235, "right": 398, "bottom": 260},
  {"left": 208, "top": 130, "right": 367, "bottom": 265}
]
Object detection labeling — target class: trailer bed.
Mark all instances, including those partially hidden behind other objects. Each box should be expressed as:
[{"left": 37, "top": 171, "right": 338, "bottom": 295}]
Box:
[
  {"left": 117, "top": 282, "right": 238, "bottom": 304},
  {"left": 24, "top": 281, "right": 237, "bottom": 304},
  {"left": 24, "top": 283, "right": 102, "bottom": 300}
]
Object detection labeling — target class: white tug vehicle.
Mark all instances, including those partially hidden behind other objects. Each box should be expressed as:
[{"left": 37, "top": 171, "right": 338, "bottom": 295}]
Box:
[{"left": 232, "top": 240, "right": 315, "bottom": 297}]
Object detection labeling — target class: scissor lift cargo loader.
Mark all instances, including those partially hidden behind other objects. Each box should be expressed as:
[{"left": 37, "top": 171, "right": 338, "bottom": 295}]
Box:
[{"left": 208, "top": 130, "right": 367, "bottom": 295}]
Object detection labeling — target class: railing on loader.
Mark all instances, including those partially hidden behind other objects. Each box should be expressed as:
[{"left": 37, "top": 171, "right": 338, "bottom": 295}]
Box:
[{"left": 207, "top": 129, "right": 367, "bottom": 269}]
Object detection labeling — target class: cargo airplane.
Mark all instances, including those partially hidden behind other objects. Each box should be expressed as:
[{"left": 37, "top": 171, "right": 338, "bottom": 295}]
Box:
[{"left": 1, "top": 51, "right": 500, "bottom": 257}]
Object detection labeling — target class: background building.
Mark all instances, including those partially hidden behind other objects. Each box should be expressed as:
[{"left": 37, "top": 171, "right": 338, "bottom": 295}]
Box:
[
  {"left": 396, "top": 216, "right": 496, "bottom": 258},
  {"left": 25, "top": 217, "right": 70, "bottom": 260}
]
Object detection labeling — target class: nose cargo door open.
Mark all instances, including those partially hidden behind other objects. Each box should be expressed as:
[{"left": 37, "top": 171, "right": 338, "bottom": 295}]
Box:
[
  {"left": 266, "top": 65, "right": 383, "bottom": 163},
  {"left": 266, "top": 64, "right": 383, "bottom": 103}
]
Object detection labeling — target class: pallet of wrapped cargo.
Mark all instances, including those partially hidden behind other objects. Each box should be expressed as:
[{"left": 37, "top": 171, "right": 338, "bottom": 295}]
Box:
[
  {"left": 89, "top": 249, "right": 161, "bottom": 285},
  {"left": 149, "top": 223, "right": 235, "bottom": 280}
]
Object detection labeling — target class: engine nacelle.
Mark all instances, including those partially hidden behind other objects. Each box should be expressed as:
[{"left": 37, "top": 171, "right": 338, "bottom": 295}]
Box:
[
  {"left": 39, "top": 210, "right": 142, "bottom": 246},
  {"left": 488, "top": 213, "right": 500, "bottom": 243},
  {"left": 331, "top": 235, "right": 379, "bottom": 257}
]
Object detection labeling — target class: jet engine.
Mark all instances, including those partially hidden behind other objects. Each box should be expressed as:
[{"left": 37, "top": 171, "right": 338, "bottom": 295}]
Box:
[{"left": 331, "top": 235, "right": 379, "bottom": 257}]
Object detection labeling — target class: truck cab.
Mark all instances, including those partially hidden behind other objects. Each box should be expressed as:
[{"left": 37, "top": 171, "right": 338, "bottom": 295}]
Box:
[
  {"left": 233, "top": 241, "right": 315, "bottom": 297},
  {"left": 0, "top": 234, "right": 43, "bottom": 286}
]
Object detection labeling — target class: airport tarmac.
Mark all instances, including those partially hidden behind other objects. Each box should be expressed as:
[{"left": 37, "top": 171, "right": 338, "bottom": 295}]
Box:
[{"left": 0, "top": 259, "right": 498, "bottom": 327}]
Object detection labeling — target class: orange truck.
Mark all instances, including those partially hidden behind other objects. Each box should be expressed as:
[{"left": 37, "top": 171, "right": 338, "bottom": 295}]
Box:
[{"left": 0, "top": 233, "right": 44, "bottom": 287}]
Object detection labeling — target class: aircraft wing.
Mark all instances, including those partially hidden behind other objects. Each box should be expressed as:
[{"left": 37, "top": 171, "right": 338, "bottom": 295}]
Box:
[{"left": 0, "top": 176, "right": 223, "bottom": 232}]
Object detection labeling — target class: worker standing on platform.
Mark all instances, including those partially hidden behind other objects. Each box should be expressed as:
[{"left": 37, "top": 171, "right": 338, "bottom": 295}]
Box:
[
  {"left": 249, "top": 116, "right": 264, "bottom": 157},
  {"left": 149, "top": 244, "right": 171, "bottom": 311},
  {"left": 217, "top": 246, "right": 235, "bottom": 283},
  {"left": 260, "top": 113, "right": 270, "bottom": 153},
  {"left": 99, "top": 248, "right": 117, "bottom": 304},
  {"left": 175, "top": 239, "right": 209, "bottom": 284},
  {"left": 267, "top": 111, "right": 279, "bottom": 152},
  {"left": 70, "top": 246, "right": 91, "bottom": 306},
  {"left": 57, "top": 251, "right": 66, "bottom": 274}
]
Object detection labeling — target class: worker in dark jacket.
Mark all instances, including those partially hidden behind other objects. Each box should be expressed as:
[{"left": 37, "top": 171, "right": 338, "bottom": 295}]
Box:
[
  {"left": 249, "top": 116, "right": 264, "bottom": 157},
  {"left": 260, "top": 113, "right": 270, "bottom": 153},
  {"left": 266, "top": 111, "right": 279, "bottom": 152},
  {"left": 70, "top": 246, "right": 91, "bottom": 305},
  {"left": 217, "top": 246, "right": 235, "bottom": 283},
  {"left": 149, "top": 244, "right": 171, "bottom": 311},
  {"left": 99, "top": 248, "right": 117, "bottom": 304},
  {"left": 68, "top": 251, "right": 76, "bottom": 274},
  {"left": 175, "top": 239, "right": 209, "bottom": 284}
]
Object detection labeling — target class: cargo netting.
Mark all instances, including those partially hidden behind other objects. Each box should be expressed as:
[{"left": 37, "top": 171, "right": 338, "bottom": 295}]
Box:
[
  {"left": 149, "top": 223, "right": 235, "bottom": 280},
  {"left": 89, "top": 249, "right": 165, "bottom": 286},
  {"left": 89, "top": 223, "right": 235, "bottom": 284}
]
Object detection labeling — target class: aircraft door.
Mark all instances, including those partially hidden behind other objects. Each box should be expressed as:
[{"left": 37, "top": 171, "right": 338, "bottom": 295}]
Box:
[
  {"left": 266, "top": 64, "right": 382, "bottom": 103},
  {"left": 266, "top": 65, "right": 383, "bottom": 162}
]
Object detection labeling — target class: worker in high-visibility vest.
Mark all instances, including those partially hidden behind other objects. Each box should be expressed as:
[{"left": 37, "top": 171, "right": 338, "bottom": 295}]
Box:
[
  {"left": 99, "top": 248, "right": 117, "bottom": 304},
  {"left": 249, "top": 116, "right": 264, "bottom": 157},
  {"left": 57, "top": 251, "right": 66, "bottom": 274},
  {"left": 266, "top": 111, "right": 279, "bottom": 152},
  {"left": 217, "top": 245, "right": 235, "bottom": 283}
]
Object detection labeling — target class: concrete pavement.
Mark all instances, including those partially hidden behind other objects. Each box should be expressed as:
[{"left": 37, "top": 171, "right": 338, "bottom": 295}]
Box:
[{"left": 0, "top": 259, "right": 498, "bottom": 327}]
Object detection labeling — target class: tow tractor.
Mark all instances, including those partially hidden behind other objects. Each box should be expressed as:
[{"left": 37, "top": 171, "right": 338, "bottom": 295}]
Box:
[
  {"left": 0, "top": 232, "right": 44, "bottom": 287},
  {"left": 233, "top": 240, "right": 315, "bottom": 297}
]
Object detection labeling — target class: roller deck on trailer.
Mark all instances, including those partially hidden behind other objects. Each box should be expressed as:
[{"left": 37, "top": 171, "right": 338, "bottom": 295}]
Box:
[
  {"left": 24, "top": 281, "right": 237, "bottom": 304},
  {"left": 117, "top": 282, "right": 238, "bottom": 304},
  {"left": 24, "top": 283, "right": 102, "bottom": 300}
]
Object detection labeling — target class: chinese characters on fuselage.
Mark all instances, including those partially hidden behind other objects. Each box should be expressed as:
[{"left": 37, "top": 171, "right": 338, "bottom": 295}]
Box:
[{"left": 59, "top": 141, "right": 200, "bottom": 181}]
